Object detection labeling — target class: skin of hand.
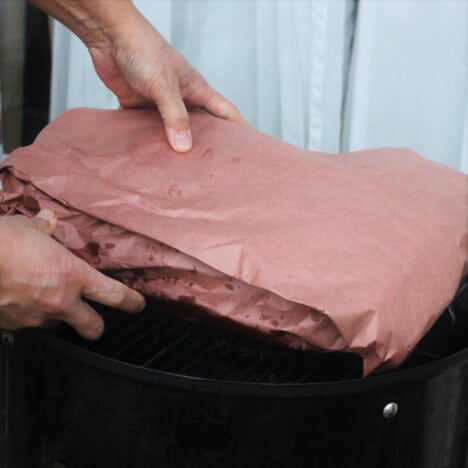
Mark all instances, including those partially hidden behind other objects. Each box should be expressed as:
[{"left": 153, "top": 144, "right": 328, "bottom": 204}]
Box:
[
  {"left": 0, "top": 210, "right": 145, "bottom": 339},
  {"left": 29, "top": 0, "right": 247, "bottom": 152}
]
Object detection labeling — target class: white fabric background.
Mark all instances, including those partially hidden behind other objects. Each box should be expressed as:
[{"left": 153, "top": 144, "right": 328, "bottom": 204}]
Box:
[
  {"left": 343, "top": 0, "right": 468, "bottom": 172},
  {"left": 50, "top": 0, "right": 467, "bottom": 172}
]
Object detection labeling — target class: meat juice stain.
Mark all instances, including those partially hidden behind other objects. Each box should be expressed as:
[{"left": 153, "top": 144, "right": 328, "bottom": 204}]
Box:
[
  {"left": 201, "top": 148, "right": 213, "bottom": 159},
  {"left": 168, "top": 184, "right": 182, "bottom": 198},
  {"left": 148, "top": 254, "right": 154, "bottom": 261},
  {"left": 225, "top": 283, "right": 234, "bottom": 291},
  {"left": 83, "top": 242, "right": 101, "bottom": 266},
  {"left": 105, "top": 242, "right": 115, "bottom": 250},
  {"left": 231, "top": 156, "right": 241, "bottom": 164},
  {"left": 178, "top": 295, "right": 195, "bottom": 304},
  {"left": 86, "top": 242, "right": 100, "bottom": 256}
]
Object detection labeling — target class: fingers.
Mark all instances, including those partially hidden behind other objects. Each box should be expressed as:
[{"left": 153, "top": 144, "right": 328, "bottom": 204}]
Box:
[
  {"left": 62, "top": 300, "right": 105, "bottom": 340},
  {"left": 0, "top": 212, "right": 145, "bottom": 341},
  {"left": 184, "top": 77, "right": 248, "bottom": 126},
  {"left": 149, "top": 80, "right": 192, "bottom": 153},
  {"left": 79, "top": 262, "right": 146, "bottom": 314},
  {"left": 203, "top": 92, "right": 248, "bottom": 126},
  {"left": 154, "top": 83, "right": 248, "bottom": 152},
  {"left": 63, "top": 267, "right": 144, "bottom": 341},
  {"left": 165, "top": 127, "right": 192, "bottom": 153},
  {"left": 147, "top": 71, "right": 245, "bottom": 152},
  {"left": 31, "top": 209, "right": 58, "bottom": 236}
]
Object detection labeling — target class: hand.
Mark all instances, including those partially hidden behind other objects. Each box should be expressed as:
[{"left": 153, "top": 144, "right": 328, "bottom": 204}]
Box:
[
  {"left": 0, "top": 210, "right": 145, "bottom": 339},
  {"left": 88, "top": 15, "right": 247, "bottom": 152},
  {"left": 29, "top": 0, "right": 246, "bottom": 152}
]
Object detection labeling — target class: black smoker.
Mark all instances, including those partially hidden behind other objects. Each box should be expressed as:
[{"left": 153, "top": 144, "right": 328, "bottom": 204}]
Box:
[{"left": 0, "top": 279, "right": 467, "bottom": 468}]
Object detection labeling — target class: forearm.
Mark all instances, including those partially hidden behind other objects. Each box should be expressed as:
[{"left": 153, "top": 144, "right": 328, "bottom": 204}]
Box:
[{"left": 28, "top": 0, "right": 142, "bottom": 47}]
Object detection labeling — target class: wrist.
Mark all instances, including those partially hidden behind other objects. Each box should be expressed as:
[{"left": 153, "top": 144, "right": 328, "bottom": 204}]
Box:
[
  {"left": 28, "top": 0, "right": 142, "bottom": 49},
  {"left": 78, "top": 1, "right": 144, "bottom": 49}
]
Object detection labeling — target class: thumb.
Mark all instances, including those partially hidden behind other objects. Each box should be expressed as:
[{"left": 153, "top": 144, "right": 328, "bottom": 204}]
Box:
[
  {"left": 151, "top": 83, "right": 192, "bottom": 153},
  {"left": 32, "top": 209, "right": 58, "bottom": 236}
]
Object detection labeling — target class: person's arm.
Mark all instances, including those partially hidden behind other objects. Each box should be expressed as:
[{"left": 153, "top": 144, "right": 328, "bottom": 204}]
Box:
[
  {"left": 29, "top": 0, "right": 246, "bottom": 152},
  {"left": 0, "top": 210, "right": 145, "bottom": 339}
]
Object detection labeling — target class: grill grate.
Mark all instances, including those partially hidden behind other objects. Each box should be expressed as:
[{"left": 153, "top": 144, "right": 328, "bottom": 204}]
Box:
[
  {"left": 53, "top": 278, "right": 468, "bottom": 383},
  {"left": 55, "top": 300, "right": 363, "bottom": 383}
]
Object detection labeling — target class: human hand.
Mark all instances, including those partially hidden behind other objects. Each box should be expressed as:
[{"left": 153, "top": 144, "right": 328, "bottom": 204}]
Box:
[
  {"left": 0, "top": 210, "right": 145, "bottom": 339},
  {"left": 29, "top": 0, "right": 247, "bottom": 148},
  {"left": 86, "top": 12, "right": 246, "bottom": 152}
]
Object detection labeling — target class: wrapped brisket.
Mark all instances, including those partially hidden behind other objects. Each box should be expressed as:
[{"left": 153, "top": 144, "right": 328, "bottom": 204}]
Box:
[{"left": 1, "top": 108, "right": 466, "bottom": 375}]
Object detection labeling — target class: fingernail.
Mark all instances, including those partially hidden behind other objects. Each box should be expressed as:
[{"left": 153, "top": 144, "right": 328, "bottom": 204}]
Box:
[
  {"left": 36, "top": 209, "right": 58, "bottom": 234},
  {"left": 169, "top": 129, "right": 192, "bottom": 152},
  {"left": 36, "top": 209, "right": 57, "bottom": 222}
]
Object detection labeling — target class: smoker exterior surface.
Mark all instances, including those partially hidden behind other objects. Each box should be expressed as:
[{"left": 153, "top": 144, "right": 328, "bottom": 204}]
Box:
[{"left": 1, "top": 289, "right": 468, "bottom": 468}]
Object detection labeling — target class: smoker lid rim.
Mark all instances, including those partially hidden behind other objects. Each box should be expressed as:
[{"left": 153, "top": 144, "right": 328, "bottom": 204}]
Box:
[{"left": 23, "top": 328, "right": 468, "bottom": 398}]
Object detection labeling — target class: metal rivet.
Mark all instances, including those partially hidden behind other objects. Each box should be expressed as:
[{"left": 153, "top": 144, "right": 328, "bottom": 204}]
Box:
[
  {"left": 383, "top": 402, "right": 399, "bottom": 419},
  {"left": 1, "top": 331, "right": 14, "bottom": 347}
]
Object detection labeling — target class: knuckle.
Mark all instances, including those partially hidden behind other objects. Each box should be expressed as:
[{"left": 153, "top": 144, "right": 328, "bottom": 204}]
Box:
[
  {"left": 230, "top": 102, "right": 240, "bottom": 114},
  {"left": 38, "top": 277, "right": 77, "bottom": 318},
  {"left": 62, "top": 262, "right": 80, "bottom": 285},
  {"left": 185, "top": 85, "right": 211, "bottom": 104},
  {"left": 40, "top": 296, "right": 67, "bottom": 317},
  {"left": 108, "top": 283, "right": 128, "bottom": 307},
  {"left": 180, "top": 68, "right": 206, "bottom": 92},
  {"left": 148, "top": 70, "right": 177, "bottom": 98},
  {"left": 164, "top": 114, "right": 190, "bottom": 129}
]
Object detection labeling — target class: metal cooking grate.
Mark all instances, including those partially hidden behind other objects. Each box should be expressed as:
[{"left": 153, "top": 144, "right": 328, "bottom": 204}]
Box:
[
  {"left": 55, "top": 300, "right": 363, "bottom": 383},
  {"left": 53, "top": 278, "right": 468, "bottom": 383}
]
